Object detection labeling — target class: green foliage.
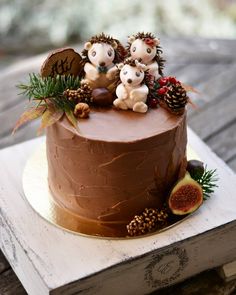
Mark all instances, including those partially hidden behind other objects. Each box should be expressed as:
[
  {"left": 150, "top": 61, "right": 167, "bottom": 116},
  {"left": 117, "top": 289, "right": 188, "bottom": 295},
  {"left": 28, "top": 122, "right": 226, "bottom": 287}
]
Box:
[
  {"left": 17, "top": 73, "right": 80, "bottom": 111},
  {"left": 191, "top": 167, "right": 218, "bottom": 200},
  {"left": 14, "top": 73, "right": 81, "bottom": 132}
]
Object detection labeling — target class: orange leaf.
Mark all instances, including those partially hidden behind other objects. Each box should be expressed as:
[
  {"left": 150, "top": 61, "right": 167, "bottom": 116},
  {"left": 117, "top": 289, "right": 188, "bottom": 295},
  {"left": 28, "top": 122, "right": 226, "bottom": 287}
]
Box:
[
  {"left": 182, "top": 83, "right": 200, "bottom": 94},
  {"left": 188, "top": 98, "right": 198, "bottom": 110},
  {"left": 12, "top": 105, "right": 46, "bottom": 134},
  {"left": 65, "top": 109, "right": 78, "bottom": 129},
  {"left": 37, "top": 105, "right": 64, "bottom": 134}
]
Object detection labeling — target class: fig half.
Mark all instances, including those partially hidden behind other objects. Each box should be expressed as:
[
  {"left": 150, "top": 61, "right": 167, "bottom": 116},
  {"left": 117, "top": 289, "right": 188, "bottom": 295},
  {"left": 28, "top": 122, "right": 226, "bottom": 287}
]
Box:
[{"left": 168, "top": 172, "right": 203, "bottom": 215}]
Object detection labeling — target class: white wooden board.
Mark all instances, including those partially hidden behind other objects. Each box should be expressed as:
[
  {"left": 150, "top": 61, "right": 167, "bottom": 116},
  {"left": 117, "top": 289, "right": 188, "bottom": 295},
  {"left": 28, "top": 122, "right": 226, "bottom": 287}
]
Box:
[{"left": 0, "top": 128, "right": 236, "bottom": 295}]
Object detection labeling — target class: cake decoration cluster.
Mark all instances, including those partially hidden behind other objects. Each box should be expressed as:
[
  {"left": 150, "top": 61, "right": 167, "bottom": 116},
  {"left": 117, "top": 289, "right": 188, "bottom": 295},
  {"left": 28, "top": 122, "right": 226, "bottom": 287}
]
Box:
[
  {"left": 126, "top": 160, "right": 218, "bottom": 237},
  {"left": 14, "top": 32, "right": 194, "bottom": 133}
]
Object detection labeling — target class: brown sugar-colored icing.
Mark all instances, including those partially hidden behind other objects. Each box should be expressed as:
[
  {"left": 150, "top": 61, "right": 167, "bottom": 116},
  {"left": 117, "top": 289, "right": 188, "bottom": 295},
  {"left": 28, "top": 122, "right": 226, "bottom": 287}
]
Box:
[{"left": 46, "top": 107, "right": 187, "bottom": 236}]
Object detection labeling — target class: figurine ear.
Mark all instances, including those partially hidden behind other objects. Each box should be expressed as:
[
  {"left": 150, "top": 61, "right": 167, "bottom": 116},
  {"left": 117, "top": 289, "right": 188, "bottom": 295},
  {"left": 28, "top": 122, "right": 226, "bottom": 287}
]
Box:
[
  {"left": 117, "top": 63, "right": 124, "bottom": 70},
  {"left": 135, "top": 60, "right": 147, "bottom": 71},
  {"left": 128, "top": 35, "right": 136, "bottom": 43},
  {"left": 112, "top": 40, "right": 118, "bottom": 49},
  {"left": 154, "top": 38, "right": 160, "bottom": 46},
  {"left": 84, "top": 42, "right": 92, "bottom": 50}
]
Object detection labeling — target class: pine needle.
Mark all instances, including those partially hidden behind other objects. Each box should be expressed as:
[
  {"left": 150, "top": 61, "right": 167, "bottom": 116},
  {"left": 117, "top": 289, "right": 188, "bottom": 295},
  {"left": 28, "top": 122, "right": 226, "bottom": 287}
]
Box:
[
  {"left": 17, "top": 74, "right": 80, "bottom": 112},
  {"left": 191, "top": 166, "right": 218, "bottom": 200}
]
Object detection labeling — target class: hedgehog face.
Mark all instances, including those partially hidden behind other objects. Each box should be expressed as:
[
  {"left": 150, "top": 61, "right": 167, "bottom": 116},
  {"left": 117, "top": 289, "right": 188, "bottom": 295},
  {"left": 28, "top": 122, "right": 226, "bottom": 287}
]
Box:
[
  {"left": 130, "top": 39, "right": 157, "bottom": 64},
  {"left": 86, "top": 43, "right": 116, "bottom": 67},
  {"left": 120, "top": 64, "right": 145, "bottom": 87}
]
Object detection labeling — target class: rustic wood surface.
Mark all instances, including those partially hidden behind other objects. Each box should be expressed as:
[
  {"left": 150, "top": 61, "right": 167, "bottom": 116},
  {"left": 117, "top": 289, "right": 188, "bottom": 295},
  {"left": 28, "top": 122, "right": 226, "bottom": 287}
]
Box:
[{"left": 0, "top": 36, "right": 236, "bottom": 294}]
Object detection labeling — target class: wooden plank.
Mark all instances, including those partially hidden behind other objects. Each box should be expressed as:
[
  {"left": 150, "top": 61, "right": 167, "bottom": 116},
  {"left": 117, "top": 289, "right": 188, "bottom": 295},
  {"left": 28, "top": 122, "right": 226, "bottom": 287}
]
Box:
[
  {"left": 188, "top": 90, "right": 236, "bottom": 140},
  {"left": 0, "top": 119, "right": 39, "bottom": 149},
  {"left": 0, "top": 269, "right": 27, "bottom": 295},
  {"left": 207, "top": 120, "right": 236, "bottom": 162},
  {"left": 157, "top": 269, "right": 236, "bottom": 295},
  {"left": 164, "top": 63, "right": 189, "bottom": 76},
  {"left": 162, "top": 37, "right": 236, "bottom": 62},
  {"left": 0, "top": 251, "right": 10, "bottom": 274},
  {"left": 228, "top": 157, "right": 236, "bottom": 173},
  {"left": 0, "top": 100, "right": 30, "bottom": 137},
  {"left": 187, "top": 64, "right": 236, "bottom": 109},
  {"left": 0, "top": 54, "right": 45, "bottom": 113},
  {"left": 175, "top": 63, "right": 226, "bottom": 86},
  {"left": 218, "top": 260, "right": 236, "bottom": 282}
]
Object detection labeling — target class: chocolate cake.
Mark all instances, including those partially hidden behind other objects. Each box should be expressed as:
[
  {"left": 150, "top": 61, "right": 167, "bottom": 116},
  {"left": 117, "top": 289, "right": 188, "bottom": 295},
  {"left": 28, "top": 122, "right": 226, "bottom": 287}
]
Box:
[
  {"left": 46, "top": 107, "right": 187, "bottom": 236},
  {"left": 17, "top": 32, "right": 218, "bottom": 238}
]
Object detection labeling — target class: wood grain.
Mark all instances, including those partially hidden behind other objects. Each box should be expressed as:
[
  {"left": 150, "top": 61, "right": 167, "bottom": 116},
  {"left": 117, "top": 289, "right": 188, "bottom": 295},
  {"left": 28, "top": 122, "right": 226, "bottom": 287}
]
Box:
[
  {"left": 0, "top": 269, "right": 27, "bottom": 295},
  {"left": 0, "top": 251, "right": 10, "bottom": 274},
  {"left": 207, "top": 120, "right": 236, "bottom": 162},
  {"left": 188, "top": 91, "right": 236, "bottom": 140}
]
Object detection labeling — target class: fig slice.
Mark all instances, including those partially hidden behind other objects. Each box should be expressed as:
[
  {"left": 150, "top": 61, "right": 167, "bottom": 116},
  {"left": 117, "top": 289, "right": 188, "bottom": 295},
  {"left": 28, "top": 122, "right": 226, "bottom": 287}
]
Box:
[{"left": 168, "top": 172, "right": 203, "bottom": 215}]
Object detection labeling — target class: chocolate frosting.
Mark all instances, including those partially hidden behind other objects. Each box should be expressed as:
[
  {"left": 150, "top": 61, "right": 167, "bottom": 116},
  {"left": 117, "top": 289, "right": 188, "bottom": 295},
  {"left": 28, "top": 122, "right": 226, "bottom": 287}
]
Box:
[{"left": 46, "top": 107, "right": 187, "bottom": 236}]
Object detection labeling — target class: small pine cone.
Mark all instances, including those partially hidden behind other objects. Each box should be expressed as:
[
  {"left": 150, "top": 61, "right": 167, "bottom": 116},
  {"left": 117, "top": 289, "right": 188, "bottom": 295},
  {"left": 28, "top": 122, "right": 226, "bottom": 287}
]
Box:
[
  {"left": 127, "top": 207, "right": 169, "bottom": 237},
  {"left": 63, "top": 89, "right": 79, "bottom": 101},
  {"left": 77, "top": 82, "right": 92, "bottom": 103},
  {"left": 74, "top": 102, "right": 90, "bottom": 119},
  {"left": 163, "top": 83, "right": 188, "bottom": 114}
]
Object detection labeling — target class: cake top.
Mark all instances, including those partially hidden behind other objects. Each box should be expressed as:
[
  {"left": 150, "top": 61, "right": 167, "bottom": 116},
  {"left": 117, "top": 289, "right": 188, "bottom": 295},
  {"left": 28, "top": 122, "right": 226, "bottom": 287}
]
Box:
[
  {"left": 61, "top": 107, "right": 185, "bottom": 142},
  {"left": 14, "top": 32, "right": 194, "bottom": 134}
]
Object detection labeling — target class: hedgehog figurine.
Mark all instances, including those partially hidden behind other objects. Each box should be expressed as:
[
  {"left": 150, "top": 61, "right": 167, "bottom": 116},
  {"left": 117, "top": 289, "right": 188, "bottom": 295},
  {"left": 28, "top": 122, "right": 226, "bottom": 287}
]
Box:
[
  {"left": 81, "top": 33, "right": 125, "bottom": 90},
  {"left": 113, "top": 58, "right": 149, "bottom": 113},
  {"left": 127, "top": 32, "right": 165, "bottom": 80}
]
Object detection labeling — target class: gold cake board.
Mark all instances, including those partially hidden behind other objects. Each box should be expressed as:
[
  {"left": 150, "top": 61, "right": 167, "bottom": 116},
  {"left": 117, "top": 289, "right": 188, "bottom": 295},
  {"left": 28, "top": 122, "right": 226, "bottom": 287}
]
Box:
[{"left": 22, "top": 143, "right": 199, "bottom": 239}]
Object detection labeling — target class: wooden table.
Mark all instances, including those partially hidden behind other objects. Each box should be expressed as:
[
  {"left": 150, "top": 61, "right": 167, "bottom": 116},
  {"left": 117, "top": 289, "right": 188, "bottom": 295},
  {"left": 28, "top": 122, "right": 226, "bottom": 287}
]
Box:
[{"left": 0, "top": 37, "right": 236, "bottom": 294}]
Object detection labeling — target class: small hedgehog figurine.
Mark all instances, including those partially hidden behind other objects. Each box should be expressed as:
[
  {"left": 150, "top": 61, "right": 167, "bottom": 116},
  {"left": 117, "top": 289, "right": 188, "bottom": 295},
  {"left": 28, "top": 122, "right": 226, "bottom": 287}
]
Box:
[
  {"left": 81, "top": 33, "right": 124, "bottom": 90},
  {"left": 113, "top": 58, "right": 149, "bottom": 113},
  {"left": 127, "top": 32, "right": 165, "bottom": 80}
]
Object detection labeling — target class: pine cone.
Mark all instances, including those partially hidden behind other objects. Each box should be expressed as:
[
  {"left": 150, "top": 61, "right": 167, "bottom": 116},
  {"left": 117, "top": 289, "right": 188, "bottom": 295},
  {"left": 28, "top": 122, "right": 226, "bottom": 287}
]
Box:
[
  {"left": 77, "top": 82, "right": 92, "bottom": 103},
  {"left": 127, "top": 207, "right": 169, "bottom": 236},
  {"left": 63, "top": 82, "right": 92, "bottom": 103},
  {"left": 163, "top": 83, "right": 188, "bottom": 114},
  {"left": 63, "top": 89, "right": 79, "bottom": 101}
]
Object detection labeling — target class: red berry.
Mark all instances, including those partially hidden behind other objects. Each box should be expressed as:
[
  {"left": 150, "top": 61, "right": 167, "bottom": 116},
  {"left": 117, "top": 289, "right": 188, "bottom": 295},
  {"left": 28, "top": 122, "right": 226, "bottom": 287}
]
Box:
[
  {"left": 158, "top": 77, "right": 168, "bottom": 86},
  {"left": 168, "top": 77, "right": 178, "bottom": 84},
  {"left": 157, "top": 87, "right": 168, "bottom": 95},
  {"left": 149, "top": 99, "right": 158, "bottom": 108}
]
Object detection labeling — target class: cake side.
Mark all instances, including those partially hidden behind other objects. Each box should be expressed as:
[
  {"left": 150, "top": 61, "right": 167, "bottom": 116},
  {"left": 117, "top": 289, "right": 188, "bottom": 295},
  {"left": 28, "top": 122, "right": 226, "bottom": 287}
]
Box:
[{"left": 46, "top": 108, "right": 187, "bottom": 235}]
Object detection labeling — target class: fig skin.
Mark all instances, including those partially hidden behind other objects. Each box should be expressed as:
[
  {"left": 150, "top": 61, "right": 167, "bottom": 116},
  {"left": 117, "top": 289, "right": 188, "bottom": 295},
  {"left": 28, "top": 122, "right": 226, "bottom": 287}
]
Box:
[
  {"left": 168, "top": 172, "right": 203, "bottom": 215},
  {"left": 187, "top": 160, "right": 204, "bottom": 179}
]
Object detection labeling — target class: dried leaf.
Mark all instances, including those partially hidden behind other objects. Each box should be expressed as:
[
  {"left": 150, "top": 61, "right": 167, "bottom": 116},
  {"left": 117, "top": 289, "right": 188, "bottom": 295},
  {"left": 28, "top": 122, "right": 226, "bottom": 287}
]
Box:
[
  {"left": 182, "top": 83, "right": 200, "bottom": 94},
  {"left": 12, "top": 105, "right": 46, "bottom": 134},
  {"left": 65, "top": 109, "right": 78, "bottom": 129},
  {"left": 37, "top": 105, "right": 64, "bottom": 134},
  {"left": 188, "top": 98, "right": 198, "bottom": 109}
]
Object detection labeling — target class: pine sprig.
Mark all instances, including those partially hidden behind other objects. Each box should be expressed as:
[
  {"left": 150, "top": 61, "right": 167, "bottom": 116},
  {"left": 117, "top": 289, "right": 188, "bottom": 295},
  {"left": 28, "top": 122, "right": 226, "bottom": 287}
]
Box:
[
  {"left": 18, "top": 74, "right": 80, "bottom": 111},
  {"left": 14, "top": 74, "right": 82, "bottom": 132},
  {"left": 191, "top": 167, "right": 218, "bottom": 200}
]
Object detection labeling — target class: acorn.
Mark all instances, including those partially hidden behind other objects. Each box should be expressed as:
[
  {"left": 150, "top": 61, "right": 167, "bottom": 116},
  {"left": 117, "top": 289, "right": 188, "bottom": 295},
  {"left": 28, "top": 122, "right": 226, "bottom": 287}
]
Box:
[
  {"left": 92, "top": 88, "right": 114, "bottom": 107},
  {"left": 187, "top": 160, "right": 205, "bottom": 179}
]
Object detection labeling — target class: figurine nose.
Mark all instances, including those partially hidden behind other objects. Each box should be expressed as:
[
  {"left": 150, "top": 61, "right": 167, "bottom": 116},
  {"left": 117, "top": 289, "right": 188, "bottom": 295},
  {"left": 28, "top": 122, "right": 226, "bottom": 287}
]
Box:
[
  {"left": 138, "top": 58, "right": 142, "bottom": 62},
  {"left": 127, "top": 79, "right": 132, "bottom": 84},
  {"left": 99, "top": 62, "right": 105, "bottom": 66}
]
